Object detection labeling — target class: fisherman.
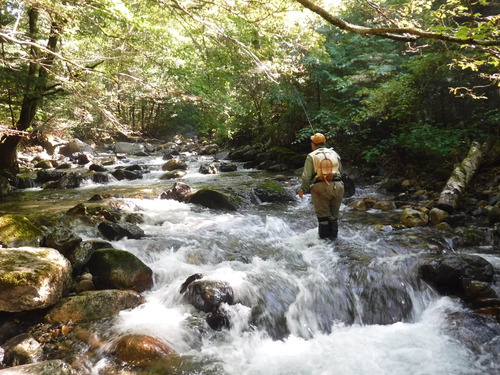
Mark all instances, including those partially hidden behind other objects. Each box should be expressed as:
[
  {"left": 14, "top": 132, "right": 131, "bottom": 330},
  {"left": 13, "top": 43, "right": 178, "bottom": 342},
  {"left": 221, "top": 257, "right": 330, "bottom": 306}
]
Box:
[{"left": 297, "top": 133, "right": 344, "bottom": 240}]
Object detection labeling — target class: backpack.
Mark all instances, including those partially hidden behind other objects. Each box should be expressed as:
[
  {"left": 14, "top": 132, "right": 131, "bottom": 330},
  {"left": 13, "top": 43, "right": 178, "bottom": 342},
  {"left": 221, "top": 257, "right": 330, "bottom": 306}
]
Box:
[{"left": 317, "top": 152, "right": 335, "bottom": 185}]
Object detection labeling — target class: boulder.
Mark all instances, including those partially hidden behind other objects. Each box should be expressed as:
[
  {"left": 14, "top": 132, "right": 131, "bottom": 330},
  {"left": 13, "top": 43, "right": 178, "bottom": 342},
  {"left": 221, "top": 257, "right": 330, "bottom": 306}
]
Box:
[
  {"left": 0, "top": 360, "right": 73, "bottom": 374},
  {"left": 41, "top": 227, "right": 82, "bottom": 256},
  {"left": 59, "top": 138, "right": 96, "bottom": 157},
  {"left": 97, "top": 221, "right": 145, "bottom": 241},
  {"left": 1, "top": 333, "right": 43, "bottom": 367},
  {"left": 199, "top": 144, "right": 220, "bottom": 155},
  {"left": 401, "top": 208, "right": 429, "bottom": 227},
  {"left": 0, "top": 247, "right": 72, "bottom": 312},
  {"left": 181, "top": 278, "right": 234, "bottom": 313},
  {"left": 160, "top": 170, "right": 187, "bottom": 179},
  {"left": 429, "top": 207, "right": 449, "bottom": 225},
  {"left": 35, "top": 170, "right": 65, "bottom": 183},
  {"left": 90, "top": 172, "right": 110, "bottom": 184},
  {"left": 114, "top": 142, "right": 145, "bottom": 154},
  {"left": 160, "top": 182, "right": 192, "bottom": 201},
  {"left": 187, "top": 189, "right": 240, "bottom": 211},
  {"left": 110, "top": 334, "right": 176, "bottom": 367},
  {"left": 0, "top": 215, "right": 43, "bottom": 248},
  {"left": 65, "top": 240, "right": 114, "bottom": 271},
  {"left": 89, "top": 163, "right": 107, "bottom": 172},
  {"left": 419, "top": 254, "right": 495, "bottom": 296},
  {"left": 34, "top": 159, "right": 53, "bottom": 169},
  {"left": 373, "top": 200, "right": 396, "bottom": 211},
  {"left": 43, "top": 171, "right": 83, "bottom": 189},
  {"left": 45, "top": 289, "right": 145, "bottom": 323},
  {"left": 86, "top": 248, "right": 153, "bottom": 292},
  {"left": 161, "top": 159, "right": 188, "bottom": 171},
  {"left": 253, "top": 180, "right": 294, "bottom": 203},
  {"left": 218, "top": 162, "right": 237, "bottom": 172},
  {"left": 199, "top": 163, "right": 218, "bottom": 174}
]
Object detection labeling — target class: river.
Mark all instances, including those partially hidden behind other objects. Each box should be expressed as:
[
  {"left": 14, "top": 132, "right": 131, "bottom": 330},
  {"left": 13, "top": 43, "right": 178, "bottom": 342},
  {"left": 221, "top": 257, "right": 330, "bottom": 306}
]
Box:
[{"left": 3, "top": 151, "right": 499, "bottom": 374}]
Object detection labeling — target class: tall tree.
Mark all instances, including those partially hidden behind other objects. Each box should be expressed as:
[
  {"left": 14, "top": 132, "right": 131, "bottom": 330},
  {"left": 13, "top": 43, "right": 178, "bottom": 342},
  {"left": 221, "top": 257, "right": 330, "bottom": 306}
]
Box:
[{"left": 0, "top": 2, "right": 63, "bottom": 177}]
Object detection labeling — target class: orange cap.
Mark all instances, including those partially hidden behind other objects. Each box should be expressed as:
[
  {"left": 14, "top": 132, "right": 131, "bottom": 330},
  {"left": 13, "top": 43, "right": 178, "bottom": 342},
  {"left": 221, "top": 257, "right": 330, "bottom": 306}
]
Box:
[{"left": 310, "top": 133, "right": 326, "bottom": 144}]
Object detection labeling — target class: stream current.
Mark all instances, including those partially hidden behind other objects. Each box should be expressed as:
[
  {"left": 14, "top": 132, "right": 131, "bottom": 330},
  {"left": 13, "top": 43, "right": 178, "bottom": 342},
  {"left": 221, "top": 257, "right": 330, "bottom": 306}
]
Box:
[{"left": 3, "top": 152, "right": 499, "bottom": 374}]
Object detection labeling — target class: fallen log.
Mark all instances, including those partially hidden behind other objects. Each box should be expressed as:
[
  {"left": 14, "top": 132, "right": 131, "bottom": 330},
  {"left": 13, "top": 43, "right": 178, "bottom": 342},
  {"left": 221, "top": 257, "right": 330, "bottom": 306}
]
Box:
[{"left": 437, "top": 140, "right": 492, "bottom": 212}]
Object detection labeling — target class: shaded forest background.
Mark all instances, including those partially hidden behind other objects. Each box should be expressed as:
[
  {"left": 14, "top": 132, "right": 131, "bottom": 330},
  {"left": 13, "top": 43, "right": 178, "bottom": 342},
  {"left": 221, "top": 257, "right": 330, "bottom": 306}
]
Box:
[{"left": 1, "top": 0, "right": 499, "bottom": 178}]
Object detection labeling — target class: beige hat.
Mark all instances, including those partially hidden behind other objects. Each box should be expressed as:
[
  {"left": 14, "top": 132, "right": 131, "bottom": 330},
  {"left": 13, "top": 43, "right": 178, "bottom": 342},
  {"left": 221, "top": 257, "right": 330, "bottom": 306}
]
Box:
[{"left": 310, "top": 133, "right": 326, "bottom": 144}]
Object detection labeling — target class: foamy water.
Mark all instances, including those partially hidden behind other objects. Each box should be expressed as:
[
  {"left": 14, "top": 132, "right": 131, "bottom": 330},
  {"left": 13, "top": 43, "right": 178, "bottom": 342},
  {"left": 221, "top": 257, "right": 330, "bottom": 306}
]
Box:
[{"left": 86, "top": 195, "right": 494, "bottom": 375}]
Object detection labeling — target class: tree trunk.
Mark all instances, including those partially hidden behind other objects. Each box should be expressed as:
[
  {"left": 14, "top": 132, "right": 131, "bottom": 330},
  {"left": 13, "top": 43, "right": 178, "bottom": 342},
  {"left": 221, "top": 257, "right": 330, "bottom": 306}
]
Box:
[
  {"left": 437, "top": 140, "right": 492, "bottom": 212},
  {"left": 0, "top": 7, "right": 60, "bottom": 177}
]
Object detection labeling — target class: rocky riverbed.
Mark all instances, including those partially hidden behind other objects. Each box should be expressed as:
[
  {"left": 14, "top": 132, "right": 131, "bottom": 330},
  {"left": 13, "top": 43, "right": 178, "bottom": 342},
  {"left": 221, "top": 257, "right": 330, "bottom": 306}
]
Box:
[{"left": 0, "top": 135, "right": 499, "bottom": 374}]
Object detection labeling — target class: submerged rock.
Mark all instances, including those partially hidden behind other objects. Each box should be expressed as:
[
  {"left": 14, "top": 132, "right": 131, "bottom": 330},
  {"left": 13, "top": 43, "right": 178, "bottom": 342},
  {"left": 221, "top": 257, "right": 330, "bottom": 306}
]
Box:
[{"left": 110, "top": 334, "right": 176, "bottom": 367}]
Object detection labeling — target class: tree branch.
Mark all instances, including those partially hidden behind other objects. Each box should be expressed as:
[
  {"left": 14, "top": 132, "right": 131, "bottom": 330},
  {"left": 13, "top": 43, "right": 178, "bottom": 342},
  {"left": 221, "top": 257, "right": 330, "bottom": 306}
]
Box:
[{"left": 294, "top": 0, "right": 500, "bottom": 46}]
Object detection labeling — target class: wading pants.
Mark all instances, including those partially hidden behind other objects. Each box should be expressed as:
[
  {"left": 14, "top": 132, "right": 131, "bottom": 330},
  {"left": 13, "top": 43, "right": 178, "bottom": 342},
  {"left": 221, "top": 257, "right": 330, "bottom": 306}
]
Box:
[{"left": 311, "top": 180, "right": 344, "bottom": 240}]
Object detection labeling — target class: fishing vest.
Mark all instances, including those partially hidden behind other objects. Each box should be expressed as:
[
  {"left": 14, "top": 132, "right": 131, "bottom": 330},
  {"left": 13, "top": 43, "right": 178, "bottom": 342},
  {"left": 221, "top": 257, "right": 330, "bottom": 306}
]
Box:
[{"left": 311, "top": 148, "right": 340, "bottom": 185}]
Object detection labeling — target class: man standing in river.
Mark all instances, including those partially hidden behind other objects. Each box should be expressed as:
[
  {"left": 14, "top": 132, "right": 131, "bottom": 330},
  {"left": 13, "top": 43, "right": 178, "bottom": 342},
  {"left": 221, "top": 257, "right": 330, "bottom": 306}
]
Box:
[{"left": 297, "top": 133, "right": 344, "bottom": 240}]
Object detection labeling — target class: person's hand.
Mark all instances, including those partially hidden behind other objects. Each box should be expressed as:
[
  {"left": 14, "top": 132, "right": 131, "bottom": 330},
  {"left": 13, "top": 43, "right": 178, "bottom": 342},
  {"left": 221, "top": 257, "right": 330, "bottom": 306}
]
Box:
[{"left": 298, "top": 189, "right": 304, "bottom": 198}]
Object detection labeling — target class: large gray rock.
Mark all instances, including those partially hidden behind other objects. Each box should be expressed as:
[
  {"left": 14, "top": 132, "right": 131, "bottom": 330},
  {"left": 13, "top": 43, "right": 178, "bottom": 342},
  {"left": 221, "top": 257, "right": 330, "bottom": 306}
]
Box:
[
  {"left": 59, "top": 138, "right": 96, "bottom": 157},
  {"left": 114, "top": 142, "right": 144, "bottom": 154},
  {"left": 0, "top": 247, "right": 72, "bottom": 312},
  {"left": 419, "top": 254, "right": 495, "bottom": 296},
  {"left": 44, "top": 289, "right": 145, "bottom": 323}
]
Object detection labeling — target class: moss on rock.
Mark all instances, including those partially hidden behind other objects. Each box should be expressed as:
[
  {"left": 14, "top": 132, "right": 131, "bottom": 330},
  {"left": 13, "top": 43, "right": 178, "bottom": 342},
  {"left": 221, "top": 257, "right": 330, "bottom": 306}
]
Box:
[{"left": 0, "top": 214, "right": 44, "bottom": 247}]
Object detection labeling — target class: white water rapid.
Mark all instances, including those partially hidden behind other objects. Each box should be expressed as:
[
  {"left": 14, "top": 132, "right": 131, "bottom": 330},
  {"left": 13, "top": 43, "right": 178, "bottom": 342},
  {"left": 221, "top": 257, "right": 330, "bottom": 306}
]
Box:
[{"left": 44, "top": 154, "right": 496, "bottom": 375}]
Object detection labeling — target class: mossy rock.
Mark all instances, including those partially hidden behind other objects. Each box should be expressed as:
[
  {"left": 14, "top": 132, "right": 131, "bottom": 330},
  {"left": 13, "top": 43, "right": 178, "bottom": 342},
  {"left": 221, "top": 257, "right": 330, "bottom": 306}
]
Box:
[
  {"left": 45, "top": 289, "right": 145, "bottom": 323},
  {"left": 187, "top": 189, "right": 242, "bottom": 211},
  {"left": 253, "top": 179, "right": 294, "bottom": 203},
  {"left": 0, "top": 247, "right": 72, "bottom": 312},
  {"left": 87, "top": 248, "right": 153, "bottom": 292},
  {"left": 0, "top": 214, "right": 44, "bottom": 247}
]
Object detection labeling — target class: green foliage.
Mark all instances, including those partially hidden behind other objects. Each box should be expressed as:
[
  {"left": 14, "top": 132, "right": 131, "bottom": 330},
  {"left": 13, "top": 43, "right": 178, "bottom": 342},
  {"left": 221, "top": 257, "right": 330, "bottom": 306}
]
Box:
[{"left": 1, "top": 0, "right": 498, "bottom": 178}]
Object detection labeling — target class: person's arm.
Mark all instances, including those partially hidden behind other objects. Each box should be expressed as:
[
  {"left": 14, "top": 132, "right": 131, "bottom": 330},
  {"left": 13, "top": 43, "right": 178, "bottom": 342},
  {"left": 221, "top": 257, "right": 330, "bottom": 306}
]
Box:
[{"left": 297, "top": 155, "right": 314, "bottom": 197}]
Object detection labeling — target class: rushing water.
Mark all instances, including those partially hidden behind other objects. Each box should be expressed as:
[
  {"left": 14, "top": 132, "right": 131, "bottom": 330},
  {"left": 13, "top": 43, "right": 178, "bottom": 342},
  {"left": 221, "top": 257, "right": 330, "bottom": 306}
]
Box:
[{"left": 3, "top": 153, "right": 499, "bottom": 374}]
